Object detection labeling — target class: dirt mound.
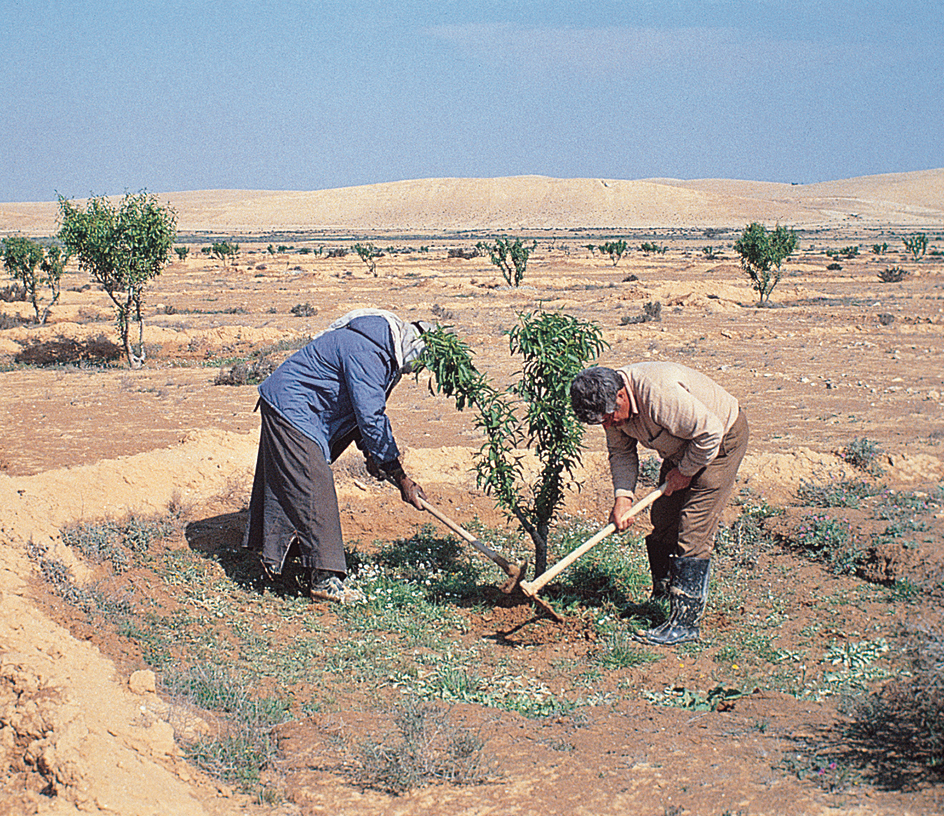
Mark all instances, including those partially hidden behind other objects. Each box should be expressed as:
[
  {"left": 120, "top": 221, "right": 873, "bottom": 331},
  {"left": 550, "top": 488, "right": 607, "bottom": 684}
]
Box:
[{"left": 0, "top": 432, "right": 273, "bottom": 813}]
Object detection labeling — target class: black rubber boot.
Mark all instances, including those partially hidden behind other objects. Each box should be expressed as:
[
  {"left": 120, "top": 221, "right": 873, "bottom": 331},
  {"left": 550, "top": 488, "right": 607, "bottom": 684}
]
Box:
[
  {"left": 634, "top": 557, "right": 710, "bottom": 646},
  {"left": 646, "top": 536, "right": 672, "bottom": 601}
]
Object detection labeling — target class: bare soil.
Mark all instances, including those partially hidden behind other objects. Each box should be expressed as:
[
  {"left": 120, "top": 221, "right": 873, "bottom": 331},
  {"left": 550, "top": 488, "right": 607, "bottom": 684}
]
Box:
[{"left": 2, "top": 228, "right": 943, "bottom": 816}]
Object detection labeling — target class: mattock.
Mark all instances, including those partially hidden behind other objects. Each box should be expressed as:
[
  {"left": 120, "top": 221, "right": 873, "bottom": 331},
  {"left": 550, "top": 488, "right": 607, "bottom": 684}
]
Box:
[
  {"left": 415, "top": 494, "right": 529, "bottom": 594},
  {"left": 378, "top": 476, "right": 528, "bottom": 593},
  {"left": 518, "top": 485, "right": 667, "bottom": 622}
]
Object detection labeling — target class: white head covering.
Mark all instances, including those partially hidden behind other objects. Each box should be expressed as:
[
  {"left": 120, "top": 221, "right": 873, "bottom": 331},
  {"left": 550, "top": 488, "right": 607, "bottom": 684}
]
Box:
[{"left": 321, "top": 308, "right": 431, "bottom": 373}]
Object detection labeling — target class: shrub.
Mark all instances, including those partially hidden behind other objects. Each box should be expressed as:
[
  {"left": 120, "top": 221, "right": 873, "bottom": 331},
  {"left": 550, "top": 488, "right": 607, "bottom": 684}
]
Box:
[
  {"left": 14, "top": 334, "right": 122, "bottom": 366},
  {"left": 0, "top": 313, "right": 25, "bottom": 330},
  {"left": 350, "top": 698, "right": 490, "bottom": 794},
  {"left": 871, "top": 242, "right": 888, "bottom": 255},
  {"left": 841, "top": 437, "right": 886, "bottom": 477},
  {"left": 214, "top": 357, "right": 276, "bottom": 386},
  {"left": 878, "top": 266, "right": 909, "bottom": 283},
  {"left": 431, "top": 303, "right": 455, "bottom": 321},
  {"left": 620, "top": 301, "right": 662, "bottom": 325},
  {"left": 290, "top": 302, "right": 316, "bottom": 317},
  {"left": 447, "top": 247, "right": 479, "bottom": 259},
  {"left": 475, "top": 237, "right": 536, "bottom": 287},
  {"left": 902, "top": 233, "right": 928, "bottom": 261},
  {"left": 643, "top": 301, "right": 662, "bottom": 321},
  {"left": 0, "top": 282, "right": 26, "bottom": 302},
  {"left": 174, "top": 246, "right": 189, "bottom": 261},
  {"left": 734, "top": 222, "right": 798, "bottom": 305},
  {"left": 849, "top": 621, "right": 944, "bottom": 770},
  {"left": 827, "top": 262, "right": 842, "bottom": 271}
]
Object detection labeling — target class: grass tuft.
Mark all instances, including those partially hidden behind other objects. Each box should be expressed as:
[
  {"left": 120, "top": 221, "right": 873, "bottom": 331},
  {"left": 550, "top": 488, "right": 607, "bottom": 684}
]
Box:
[
  {"left": 163, "top": 663, "right": 290, "bottom": 798},
  {"left": 349, "top": 698, "right": 491, "bottom": 794}
]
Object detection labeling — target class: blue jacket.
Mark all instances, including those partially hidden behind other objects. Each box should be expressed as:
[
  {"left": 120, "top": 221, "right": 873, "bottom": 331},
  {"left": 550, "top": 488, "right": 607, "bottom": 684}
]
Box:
[{"left": 258, "top": 315, "right": 402, "bottom": 465}]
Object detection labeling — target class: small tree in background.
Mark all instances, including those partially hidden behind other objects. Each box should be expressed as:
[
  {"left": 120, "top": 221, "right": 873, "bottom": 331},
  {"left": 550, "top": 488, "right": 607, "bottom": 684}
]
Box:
[
  {"left": 210, "top": 241, "right": 239, "bottom": 266},
  {"left": 174, "top": 246, "right": 189, "bottom": 261},
  {"left": 734, "top": 222, "right": 798, "bottom": 305},
  {"left": 902, "top": 233, "right": 928, "bottom": 262},
  {"left": 1, "top": 237, "right": 67, "bottom": 325},
  {"left": 599, "top": 240, "right": 628, "bottom": 266},
  {"left": 639, "top": 241, "right": 667, "bottom": 256},
  {"left": 353, "top": 242, "right": 383, "bottom": 276},
  {"left": 418, "top": 311, "right": 607, "bottom": 575},
  {"left": 58, "top": 192, "right": 177, "bottom": 369},
  {"left": 475, "top": 237, "right": 537, "bottom": 287}
]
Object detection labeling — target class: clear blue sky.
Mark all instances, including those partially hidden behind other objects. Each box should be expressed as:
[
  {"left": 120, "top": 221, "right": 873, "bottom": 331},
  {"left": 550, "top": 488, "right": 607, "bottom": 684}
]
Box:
[{"left": 3, "top": 0, "right": 941, "bottom": 201}]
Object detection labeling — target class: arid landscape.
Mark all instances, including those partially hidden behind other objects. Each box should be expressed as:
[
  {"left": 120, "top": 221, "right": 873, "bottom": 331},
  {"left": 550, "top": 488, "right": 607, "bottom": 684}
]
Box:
[{"left": 1, "top": 171, "right": 943, "bottom": 815}]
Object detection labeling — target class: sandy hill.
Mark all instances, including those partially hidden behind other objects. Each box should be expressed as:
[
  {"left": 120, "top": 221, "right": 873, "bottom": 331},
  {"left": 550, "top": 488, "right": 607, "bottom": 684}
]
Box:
[{"left": 2, "top": 169, "right": 942, "bottom": 235}]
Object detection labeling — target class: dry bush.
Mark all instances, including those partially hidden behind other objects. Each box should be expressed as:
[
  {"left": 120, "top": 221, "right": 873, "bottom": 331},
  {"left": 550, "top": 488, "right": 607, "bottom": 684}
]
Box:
[
  {"left": 878, "top": 266, "right": 910, "bottom": 283},
  {"left": 846, "top": 618, "right": 944, "bottom": 774},
  {"left": 0, "top": 283, "right": 26, "bottom": 302},
  {"left": 0, "top": 312, "right": 27, "bottom": 329},
  {"left": 347, "top": 699, "right": 491, "bottom": 794},
  {"left": 14, "top": 334, "right": 122, "bottom": 365},
  {"left": 214, "top": 357, "right": 276, "bottom": 386}
]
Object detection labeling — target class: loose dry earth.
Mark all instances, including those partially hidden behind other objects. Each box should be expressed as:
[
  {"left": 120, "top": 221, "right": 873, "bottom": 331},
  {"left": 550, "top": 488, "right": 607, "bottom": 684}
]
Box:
[{"left": 1, "top": 182, "right": 943, "bottom": 816}]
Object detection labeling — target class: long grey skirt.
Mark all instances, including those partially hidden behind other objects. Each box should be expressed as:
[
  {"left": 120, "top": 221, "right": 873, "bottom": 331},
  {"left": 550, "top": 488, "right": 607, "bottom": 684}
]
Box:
[{"left": 241, "top": 400, "right": 347, "bottom": 577}]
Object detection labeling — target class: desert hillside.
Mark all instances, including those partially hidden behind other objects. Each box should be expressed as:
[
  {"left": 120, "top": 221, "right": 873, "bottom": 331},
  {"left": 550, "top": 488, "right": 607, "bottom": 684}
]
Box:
[{"left": 2, "top": 168, "right": 943, "bottom": 235}]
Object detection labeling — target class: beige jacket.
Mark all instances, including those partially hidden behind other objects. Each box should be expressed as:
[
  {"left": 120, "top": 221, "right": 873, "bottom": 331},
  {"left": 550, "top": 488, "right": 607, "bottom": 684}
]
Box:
[{"left": 606, "top": 362, "right": 740, "bottom": 498}]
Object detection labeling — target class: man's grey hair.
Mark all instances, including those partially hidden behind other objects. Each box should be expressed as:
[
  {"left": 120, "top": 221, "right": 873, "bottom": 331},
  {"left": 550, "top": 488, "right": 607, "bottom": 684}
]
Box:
[{"left": 570, "top": 367, "right": 623, "bottom": 424}]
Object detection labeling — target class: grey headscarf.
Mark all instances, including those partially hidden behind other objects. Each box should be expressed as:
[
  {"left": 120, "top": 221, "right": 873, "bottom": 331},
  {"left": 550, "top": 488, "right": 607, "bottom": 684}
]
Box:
[{"left": 323, "top": 308, "right": 431, "bottom": 374}]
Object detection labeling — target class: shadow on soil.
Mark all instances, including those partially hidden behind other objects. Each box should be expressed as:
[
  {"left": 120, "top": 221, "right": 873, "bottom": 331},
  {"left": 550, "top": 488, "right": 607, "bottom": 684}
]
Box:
[
  {"left": 784, "top": 716, "right": 944, "bottom": 794},
  {"left": 184, "top": 509, "right": 311, "bottom": 599}
]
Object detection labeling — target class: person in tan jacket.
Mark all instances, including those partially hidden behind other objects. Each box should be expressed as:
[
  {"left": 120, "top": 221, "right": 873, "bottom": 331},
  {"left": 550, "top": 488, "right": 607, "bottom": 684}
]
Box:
[{"left": 570, "top": 363, "right": 749, "bottom": 645}]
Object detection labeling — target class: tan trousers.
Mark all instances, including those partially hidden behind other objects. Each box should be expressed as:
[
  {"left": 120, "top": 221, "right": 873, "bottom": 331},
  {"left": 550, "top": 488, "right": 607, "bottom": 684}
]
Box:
[{"left": 647, "top": 409, "right": 749, "bottom": 565}]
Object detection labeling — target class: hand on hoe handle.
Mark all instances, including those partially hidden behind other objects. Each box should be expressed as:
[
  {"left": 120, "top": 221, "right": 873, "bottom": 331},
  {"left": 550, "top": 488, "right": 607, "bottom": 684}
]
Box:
[
  {"left": 378, "top": 457, "right": 427, "bottom": 510},
  {"left": 610, "top": 468, "right": 689, "bottom": 531},
  {"left": 397, "top": 474, "right": 427, "bottom": 509}
]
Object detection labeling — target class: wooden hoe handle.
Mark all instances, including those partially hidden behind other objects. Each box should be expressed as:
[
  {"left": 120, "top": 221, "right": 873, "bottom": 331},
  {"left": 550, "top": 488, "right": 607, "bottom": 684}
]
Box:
[
  {"left": 520, "top": 485, "right": 667, "bottom": 598},
  {"left": 416, "top": 496, "right": 513, "bottom": 568}
]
